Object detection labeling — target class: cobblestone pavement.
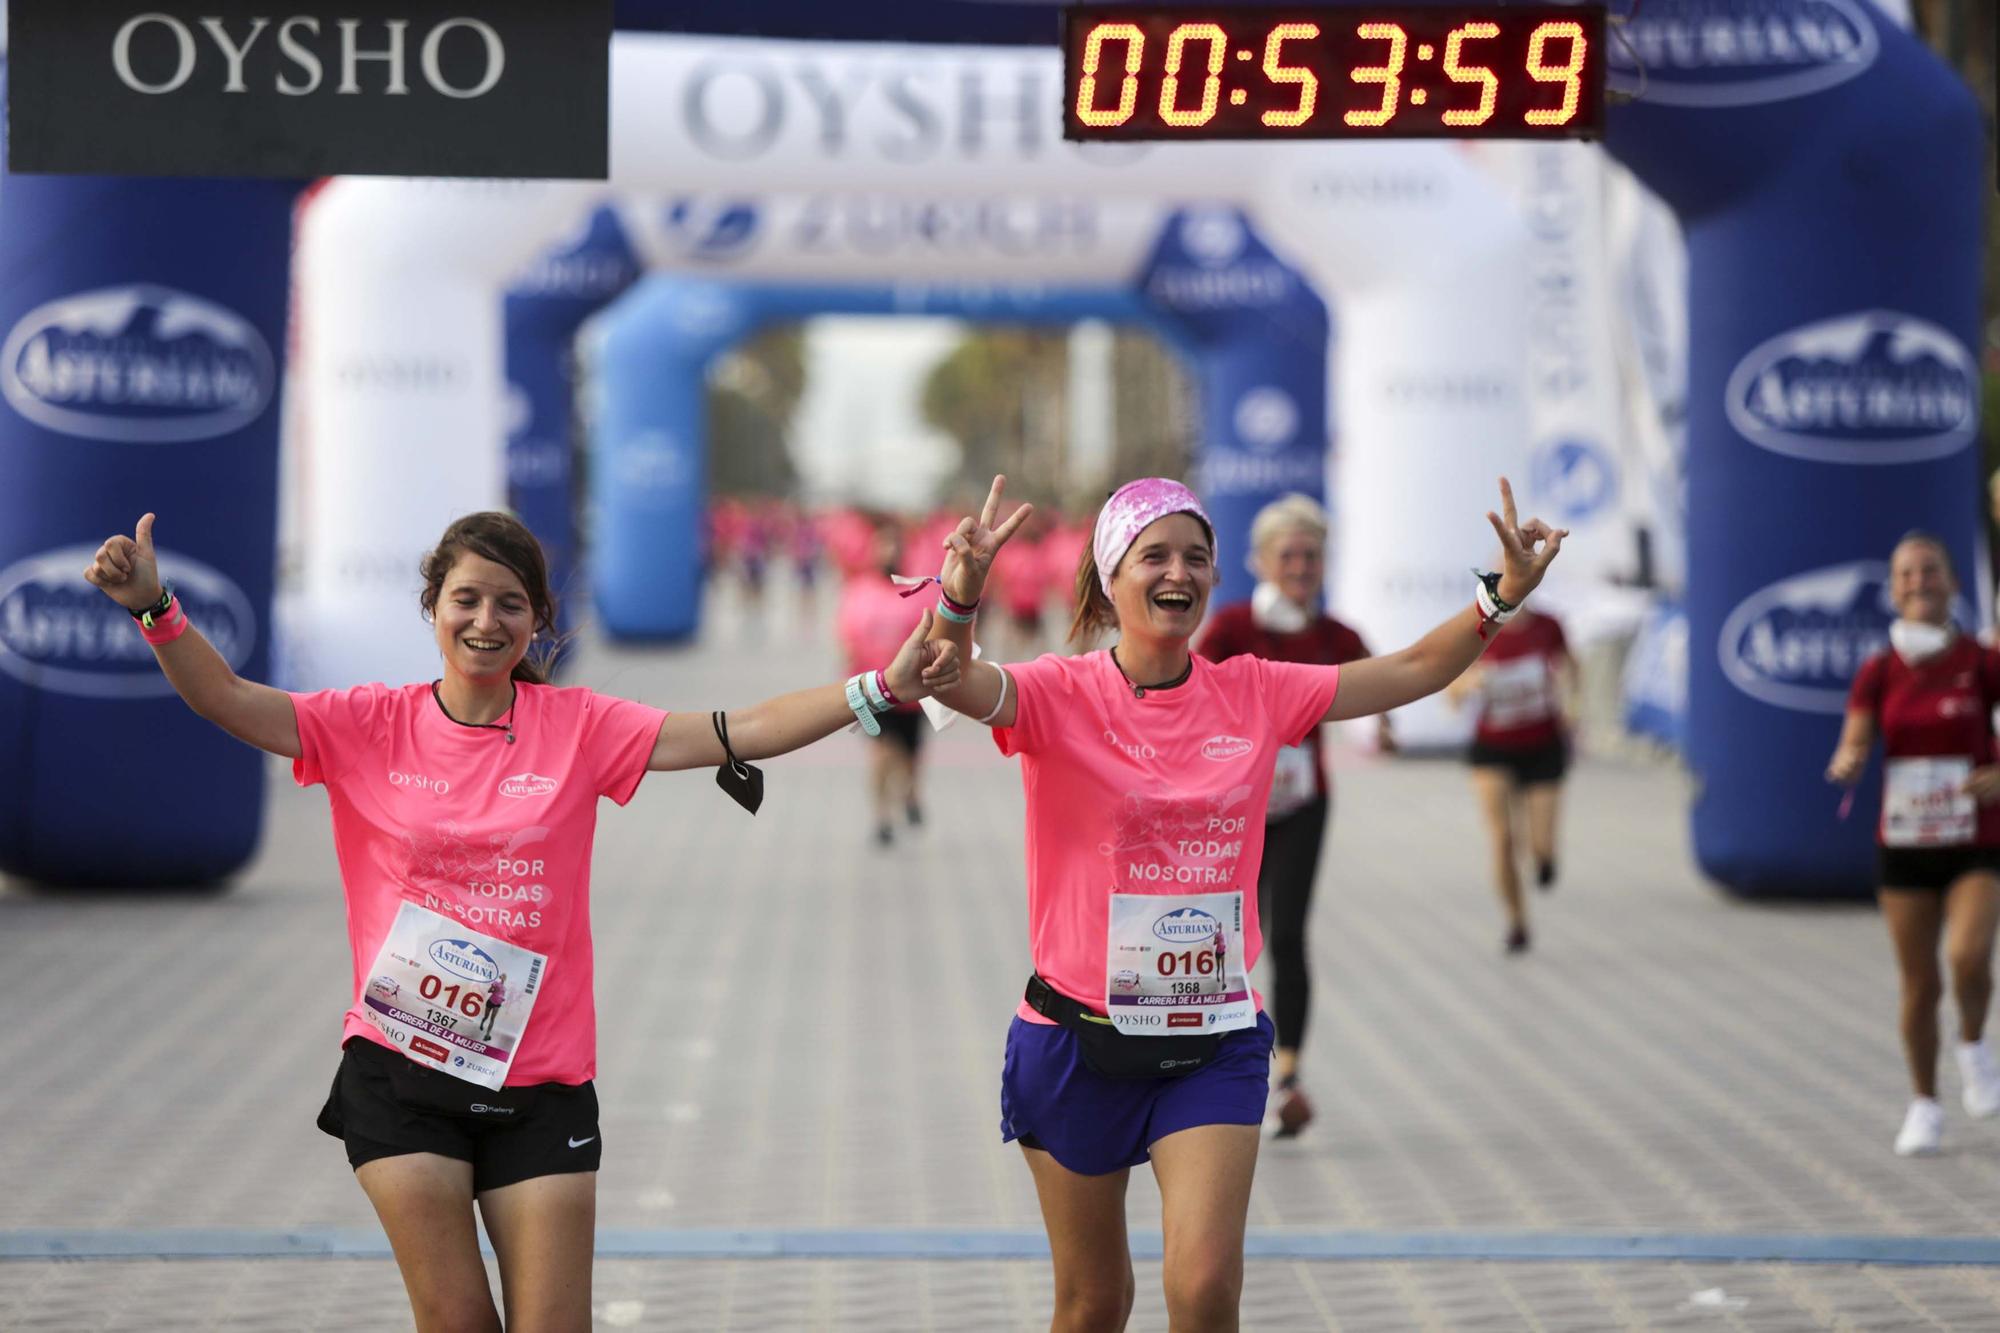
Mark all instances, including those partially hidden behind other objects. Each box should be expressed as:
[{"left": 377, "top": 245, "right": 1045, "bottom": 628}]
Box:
[{"left": 7, "top": 584, "right": 2000, "bottom": 1330}]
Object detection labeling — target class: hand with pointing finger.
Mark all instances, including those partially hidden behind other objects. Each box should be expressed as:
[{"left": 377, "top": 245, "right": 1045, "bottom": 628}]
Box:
[
  {"left": 1486, "top": 478, "right": 1565, "bottom": 606},
  {"left": 83, "top": 513, "right": 166, "bottom": 613},
  {"left": 939, "top": 475, "right": 1034, "bottom": 608}
]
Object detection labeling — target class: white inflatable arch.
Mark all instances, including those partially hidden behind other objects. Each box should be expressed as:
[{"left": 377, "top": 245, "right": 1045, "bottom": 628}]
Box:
[{"left": 291, "top": 33, "right": 1633, "bottom": 744}]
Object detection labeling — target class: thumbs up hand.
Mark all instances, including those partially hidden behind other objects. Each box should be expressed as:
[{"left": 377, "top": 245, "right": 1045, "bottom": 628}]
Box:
[{"left": 83, "top": 512, "right": 165, "bottom": 612}]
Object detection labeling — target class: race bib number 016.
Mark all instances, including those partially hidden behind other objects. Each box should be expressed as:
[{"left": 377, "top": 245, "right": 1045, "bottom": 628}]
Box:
[
  {"left": 361, "top": 902, "right": 546, "bottom": 1089},
  {"left": 1105, "top": 890, "right": 1254, "bottom": 1037}
]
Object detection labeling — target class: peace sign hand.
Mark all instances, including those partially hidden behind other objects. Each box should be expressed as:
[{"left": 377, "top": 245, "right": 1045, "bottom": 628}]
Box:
[
  {"left": 939, "top": 474, "right": 1034, "bottom": 607},
  {"left": 1485, "top": 477, "right": 1566, "bottom": 605}
]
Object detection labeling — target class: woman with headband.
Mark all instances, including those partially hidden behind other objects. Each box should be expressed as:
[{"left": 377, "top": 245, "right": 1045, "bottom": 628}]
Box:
[{"left": 926, "top": 474, "right": 1564, "bottom": 1329}]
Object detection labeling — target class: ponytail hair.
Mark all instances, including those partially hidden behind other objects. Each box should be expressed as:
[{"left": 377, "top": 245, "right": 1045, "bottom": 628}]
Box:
[{"left": 1067, "top": 539, "right": 1118, "bottom": 648}]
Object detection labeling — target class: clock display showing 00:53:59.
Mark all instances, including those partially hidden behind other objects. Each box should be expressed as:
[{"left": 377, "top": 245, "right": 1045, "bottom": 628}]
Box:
[{"left": 1062, "top": 5, "right": 1606, "bottom": 141}]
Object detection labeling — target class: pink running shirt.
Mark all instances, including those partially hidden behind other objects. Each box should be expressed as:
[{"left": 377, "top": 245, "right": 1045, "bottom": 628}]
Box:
[
  {"left": 291, "top": 682, "right": 667, "bottom": 1084},
  {"left": 992, "top": 652, "right": 1342, "bottom": 1023}
]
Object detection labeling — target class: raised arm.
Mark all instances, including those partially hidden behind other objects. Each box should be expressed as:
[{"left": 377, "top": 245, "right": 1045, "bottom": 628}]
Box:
[
  {"left": 925, "top": 475, "right": 1034, "bottom": 729},
  {"left": 85, "top": 514, "right": 302, "bottom": 759},
  {"left": 1322, "top": 479, "right": 1565, "bottom": 723},
  {"left": 646, "top": 607, "right": 959, "bottom": 771}
]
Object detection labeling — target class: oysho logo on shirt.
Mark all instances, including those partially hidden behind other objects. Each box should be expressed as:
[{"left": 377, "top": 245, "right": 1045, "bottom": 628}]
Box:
[
  {"left": 499, "top": 773, "right": 559, "bottom": 799},
  {"left": 389, "top": 770, "right": 450, "bottom": 796},
  {"left": 1201, "top": 735, "right": 1254, "bottom": 761}
]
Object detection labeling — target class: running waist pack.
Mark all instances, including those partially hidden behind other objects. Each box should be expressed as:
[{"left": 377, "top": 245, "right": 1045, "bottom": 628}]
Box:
[{"left": 1024, "top": 974, "right": 1221, "bottom": 1079}]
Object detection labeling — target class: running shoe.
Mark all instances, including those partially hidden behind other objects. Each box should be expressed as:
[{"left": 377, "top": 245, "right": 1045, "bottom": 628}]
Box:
[
  {"left": 1894, "top": 1097, "right": 1944, "bottom": 1156},
  {"left": 1267, "top": 1081, "right": 1314, "bottom": 1139},
  {"left": 1504, "top": 924, "right": 1531, "bottom": 955},
  {"left": 1957, "top": 1041, "right": 2000, "bottom": 1118},
  {"left": 1536, "top": 860, "right": 1557, "bottom": 891}
]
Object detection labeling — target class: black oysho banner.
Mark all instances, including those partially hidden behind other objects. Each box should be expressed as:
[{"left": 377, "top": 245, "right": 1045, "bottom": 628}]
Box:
[{"left": 8, "top": 0, "right": 613, "bottom": 178}]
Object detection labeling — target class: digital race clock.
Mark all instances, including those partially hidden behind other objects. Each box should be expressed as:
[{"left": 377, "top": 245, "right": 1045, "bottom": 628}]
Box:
[{"left": 1062, "top": 5, "right": 1605, "bottom": 141}]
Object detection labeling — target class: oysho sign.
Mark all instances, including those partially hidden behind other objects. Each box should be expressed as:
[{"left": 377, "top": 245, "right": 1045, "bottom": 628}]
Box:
[{"left": 8, "top": 1, "right": 612, "bottom": 178}]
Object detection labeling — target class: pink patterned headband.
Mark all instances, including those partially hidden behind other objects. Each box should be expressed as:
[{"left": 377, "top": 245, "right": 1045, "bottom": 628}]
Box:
[{"left": 1092, "top": 478, "right": 1213, "bottom": 596}]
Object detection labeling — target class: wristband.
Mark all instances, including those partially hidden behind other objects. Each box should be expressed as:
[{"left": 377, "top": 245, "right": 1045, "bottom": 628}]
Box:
[
  {"left": 859, "top": 670, "right": 890, "bottom": 712},
  {"left": 873, "top": 669, "right": 902, "bottom": 709},
  {"left": 845, "top": 674, "right": 882, "bottom": 737},
  {"left": 976, "top": 666, "right": 1013, "bottom": 726},
  {"left": 129, "top": 583, "right": 174, "bottom": 623},
  {"left": 138, "top": 597, "right": 191, "bottom": 646},
  {"left": 1472, "top": 570, "right": 1520, "bottom": 641},
  {"left": 938, "top": 589, "right": 979, "bottom": 621}
]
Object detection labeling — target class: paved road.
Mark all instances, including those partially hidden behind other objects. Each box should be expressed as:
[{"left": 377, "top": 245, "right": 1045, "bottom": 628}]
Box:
[{"left": 6, "top": 585, "right": 2000, "bottom": 1330}]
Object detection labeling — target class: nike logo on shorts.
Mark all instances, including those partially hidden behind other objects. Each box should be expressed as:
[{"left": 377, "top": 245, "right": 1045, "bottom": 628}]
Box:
[{"left": 568, "top": 1135, "right": 596, "bottom": 1149}]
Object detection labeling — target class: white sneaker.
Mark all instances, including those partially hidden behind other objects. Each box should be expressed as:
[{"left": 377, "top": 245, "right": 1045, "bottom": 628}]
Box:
[
  {"left": 1894, "top": 1098, "right": 1944, "bottom": 1157},
  {"left": 1957, "top": 1041, "right": 2000, "bottom": 1118}
]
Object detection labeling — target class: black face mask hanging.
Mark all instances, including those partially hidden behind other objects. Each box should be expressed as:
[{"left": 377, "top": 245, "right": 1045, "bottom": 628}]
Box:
[{"left": 711, "top": 711, "right": 764, "bottom": 816}]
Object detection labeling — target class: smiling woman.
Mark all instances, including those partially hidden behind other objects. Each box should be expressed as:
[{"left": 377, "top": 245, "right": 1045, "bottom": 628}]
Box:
[
  {"left": 924, "top": 472, "right": 1564, "bottom": 1329},
  {"left": 79, "top": 505, "right": 960, "bottom": 1333}
]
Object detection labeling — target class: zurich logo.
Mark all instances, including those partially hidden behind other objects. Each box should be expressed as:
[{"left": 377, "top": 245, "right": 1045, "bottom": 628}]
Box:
[
  {"left": 1178, "top": 208, "right": 1247, "bottom": 266},
  {"left": 1233, "top": 388, "right": 1299, "bottom": 454},
  {"left": 0, "top": 544, "right": 256, "bottom": 698},
  {"left": 429, "top": 939, "right": 500, "bottom": 984},
  {"left": 1725, "top": 311, "right": 1976, "bottom": 465},
  {"left": 1531, "top": 439, "right": 1618, "bottom": 523},
  {"left": 659, "top": 198, "right": 761, "bottom": 262},
  {"left": 1154, "top": 907, "right": 1221, "bottom": 944},
  {"left": 1, "top": 285, "right": 274, "bottom": 442},
  {"left": 1606, "top": 0, "right": 1879, "bottom": 107},
  {"left": 1716, "top": 560, "right": 1949, "bottom": 714}
]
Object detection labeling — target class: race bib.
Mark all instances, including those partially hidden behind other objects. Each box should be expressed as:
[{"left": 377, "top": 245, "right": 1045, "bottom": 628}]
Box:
[
  {"left": 1105, "top": 890, "right": 1254, "bottom": 1037},
  {"left": 1483, "top": 656, "right": 1554, "bottom": 730},
  {"left": 1884, "top": 757, "right": 1975, "bottom": 849},
  {"left": 1267, "top": 743, "right": 1317, "bottom": 821},
  {"left": 360, "top": 902, "right": 546, "bottom": 1089}
]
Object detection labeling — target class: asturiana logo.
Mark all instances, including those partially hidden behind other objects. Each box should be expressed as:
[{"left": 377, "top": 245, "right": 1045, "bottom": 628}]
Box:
[
  {"left": 0, "top": 545, "right": 255, "bottom": 698},
  {"left": 1201, "top": 735, "right": 1253, "bottom": 762},
  {"left": 428, "top": 939, "right": 500, "bottom": 984},
  {"left": 1154, "top": 907, "right": 1221, "bottom": 944},
  {"left": 499, "top": 773, "right": 559, "bottom": 799},
  {"left": 1725, "top": 311, "right": 1976, "bottom": 465},
  {"left": 1718, "top": 560, "right": 1909, "bottom": 713},
  {"left": 1606, "top": 0, "right": 1879, "bottom": 108},
  {"left": 1, "top": 285, "right": 275, "bottom": 442}
]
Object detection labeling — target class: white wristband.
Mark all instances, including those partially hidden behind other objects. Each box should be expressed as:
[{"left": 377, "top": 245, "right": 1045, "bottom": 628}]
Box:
[{"left": 976, "top": 666, "right": 1012, "bottom": 726}]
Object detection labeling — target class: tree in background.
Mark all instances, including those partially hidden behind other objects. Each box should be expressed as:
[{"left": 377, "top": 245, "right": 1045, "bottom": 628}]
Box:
[
  {"left": 920, "top": 325, "right": 1194, "bottom": 512},
  {"left": 707, "top": 325, "right": 806, "bottom": 496}
]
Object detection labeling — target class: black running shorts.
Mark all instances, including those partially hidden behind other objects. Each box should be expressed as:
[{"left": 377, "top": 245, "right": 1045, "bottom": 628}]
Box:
[
  {"left": 317, "top": 1037, "right": 602, "bottom": 1192},
  {"left": 1877, "top": 846, "right": 2000, "bottom": 894}
]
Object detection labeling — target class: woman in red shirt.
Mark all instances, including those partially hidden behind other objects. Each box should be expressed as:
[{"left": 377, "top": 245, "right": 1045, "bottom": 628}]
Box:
[
  {"left": 1447, "top": 605, "right": 1575, "bottom": 954},
  {"left": 1196, "top": 494, "right": 1388, "bottom": 1140},
  {"left": 1829, "top": 532, "right": 2000, "bottom": 1157}
]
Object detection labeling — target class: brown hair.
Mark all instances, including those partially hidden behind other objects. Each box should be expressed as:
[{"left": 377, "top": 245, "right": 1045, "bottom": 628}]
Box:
[
  {"left": 419, "top": 512, "right": 560, "bottom": 685},
  {"left": 1065, "top": 499, "right": 1216, "bottom": 648}
]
